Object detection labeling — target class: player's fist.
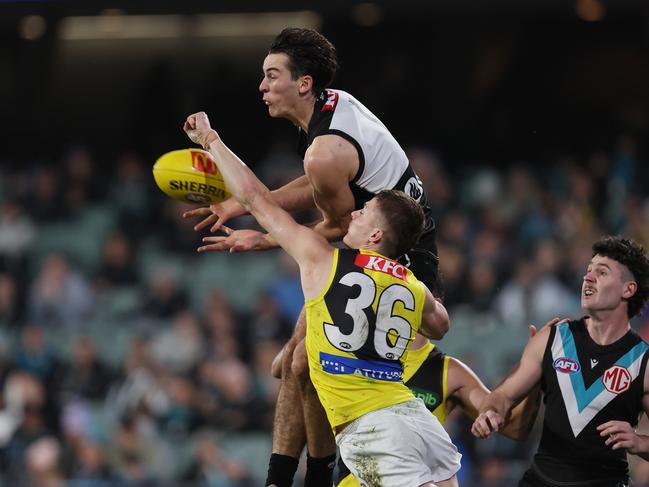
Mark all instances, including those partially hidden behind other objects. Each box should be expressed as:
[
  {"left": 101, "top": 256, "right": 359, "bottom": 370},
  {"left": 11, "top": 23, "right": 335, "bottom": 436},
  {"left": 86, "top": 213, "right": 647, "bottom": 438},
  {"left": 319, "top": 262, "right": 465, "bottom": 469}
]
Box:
[
  {"left": 471, "top": 409, "right": 504, "bottom": 439},
  {"left": 183, "top": 112, "right": 218, "bottom": 149}
]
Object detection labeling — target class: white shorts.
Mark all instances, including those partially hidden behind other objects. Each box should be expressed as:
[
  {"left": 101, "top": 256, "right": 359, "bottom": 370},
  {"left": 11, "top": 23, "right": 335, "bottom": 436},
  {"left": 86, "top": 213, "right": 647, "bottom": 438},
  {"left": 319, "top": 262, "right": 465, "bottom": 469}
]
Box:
[{"left": 335, "top": 398, "right": 461, "bottom": 487}]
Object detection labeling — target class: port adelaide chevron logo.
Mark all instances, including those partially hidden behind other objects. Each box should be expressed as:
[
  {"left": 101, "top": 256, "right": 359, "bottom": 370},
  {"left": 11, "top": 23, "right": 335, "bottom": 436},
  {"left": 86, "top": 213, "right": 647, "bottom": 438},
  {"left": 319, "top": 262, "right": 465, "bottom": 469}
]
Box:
[{"left": 550, "top": 322, "right": 649, "bottom": 437}]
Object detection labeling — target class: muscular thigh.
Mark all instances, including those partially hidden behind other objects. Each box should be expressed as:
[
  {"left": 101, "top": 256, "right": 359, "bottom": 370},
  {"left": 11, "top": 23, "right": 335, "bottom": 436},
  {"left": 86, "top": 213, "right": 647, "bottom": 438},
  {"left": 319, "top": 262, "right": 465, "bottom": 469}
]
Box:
[{"left": 271, "top": 306, "right": 307, "bottom": 379}]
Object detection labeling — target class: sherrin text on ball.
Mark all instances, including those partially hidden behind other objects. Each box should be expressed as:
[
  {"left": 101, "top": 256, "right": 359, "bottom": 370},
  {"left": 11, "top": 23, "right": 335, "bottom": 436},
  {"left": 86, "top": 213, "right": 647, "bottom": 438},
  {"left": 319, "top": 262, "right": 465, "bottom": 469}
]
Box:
[{"left": 152, "top": 148, "right": 230, "bottom": 204}]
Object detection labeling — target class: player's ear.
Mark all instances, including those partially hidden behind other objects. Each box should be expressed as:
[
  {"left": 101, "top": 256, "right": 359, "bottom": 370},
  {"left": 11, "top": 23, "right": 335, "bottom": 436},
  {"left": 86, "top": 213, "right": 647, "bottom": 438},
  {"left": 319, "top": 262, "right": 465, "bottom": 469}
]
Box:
[
  {"left": 368, "top": 228, "right": 383, "bottom": 244},
  {"left": 622, "top": 280, "right": 637, "bottom": 300},
  {"left": 298, "top": 75, "right": 313, "bottom": 95}
]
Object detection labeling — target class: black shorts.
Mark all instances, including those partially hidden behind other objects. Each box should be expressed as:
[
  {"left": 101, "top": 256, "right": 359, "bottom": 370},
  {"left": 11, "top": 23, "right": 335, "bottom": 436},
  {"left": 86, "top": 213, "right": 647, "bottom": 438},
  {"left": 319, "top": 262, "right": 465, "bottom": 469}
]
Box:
[
  {"left": 519, "top": 464, "right": 628, "bottom": 487},
  {"left": 398, "top": 247, "right": 442, "bottom": 297}
]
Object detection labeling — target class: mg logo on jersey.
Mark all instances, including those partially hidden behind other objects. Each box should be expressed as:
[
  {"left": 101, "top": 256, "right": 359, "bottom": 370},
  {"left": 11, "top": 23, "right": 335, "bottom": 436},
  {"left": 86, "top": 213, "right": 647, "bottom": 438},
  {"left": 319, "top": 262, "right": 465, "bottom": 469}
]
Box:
[
  {"left": 321, "top": 90, "right": 339, "bottom": 112},
  {"left": 354, "top": 254, "right": 407, "bottom": 281},
  {"left": 191, "top": 151, "right": 217, "bottom": 175},
  {"left": 553, "top": 357, "right": 580, "bottom": 373},
  {"left": 603, "top": 365, "right": 632, "bottom": 394}
]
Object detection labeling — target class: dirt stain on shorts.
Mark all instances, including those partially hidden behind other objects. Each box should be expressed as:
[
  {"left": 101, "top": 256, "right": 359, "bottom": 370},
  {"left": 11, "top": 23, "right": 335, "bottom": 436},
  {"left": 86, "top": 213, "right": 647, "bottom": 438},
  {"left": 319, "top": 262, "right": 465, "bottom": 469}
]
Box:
[{"left": 353, "top": 456, "right": 382, "bottom": 487}]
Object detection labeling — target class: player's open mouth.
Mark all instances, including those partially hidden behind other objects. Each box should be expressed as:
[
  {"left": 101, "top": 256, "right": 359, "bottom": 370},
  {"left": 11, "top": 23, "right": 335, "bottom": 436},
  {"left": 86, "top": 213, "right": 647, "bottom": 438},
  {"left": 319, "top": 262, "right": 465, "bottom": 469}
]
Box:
[{"left": 583, "top": 288, "right": 595, "bottom": 297}]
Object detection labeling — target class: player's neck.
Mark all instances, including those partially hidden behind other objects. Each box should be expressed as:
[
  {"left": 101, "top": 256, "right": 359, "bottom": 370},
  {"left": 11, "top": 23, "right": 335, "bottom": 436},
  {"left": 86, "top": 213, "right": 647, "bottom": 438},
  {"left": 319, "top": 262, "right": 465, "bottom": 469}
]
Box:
[
  {"left": 360, "top": 243, "right": 389, "bottom": 258},
  {"left": 289, "top": 95, "right": 317, "bottom": 132},
  {"left": 585, "top": 308, "right": 631, "bottom": 345}
]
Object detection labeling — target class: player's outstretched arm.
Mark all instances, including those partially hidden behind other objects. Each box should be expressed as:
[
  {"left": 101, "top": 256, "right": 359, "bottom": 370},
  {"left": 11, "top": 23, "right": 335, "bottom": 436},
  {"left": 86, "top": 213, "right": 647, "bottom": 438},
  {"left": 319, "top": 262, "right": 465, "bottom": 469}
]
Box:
[
  {"left": 184, "top": 175, "right": 315, "bottom": 232},
  {"left": 500, "top": 318, "right": 562, "bottom": 439},
  {"left": 444, "top": 358, "right": 532, "bottom": 441},
  {"left": 448, "top": 360, "right": 541, "bottom": 441},
  {"left": 184, "top": 112, "right": 332, "bottom": 296},
  {"left": 471, "top": 324, "right": 550, "bottom": 439}
]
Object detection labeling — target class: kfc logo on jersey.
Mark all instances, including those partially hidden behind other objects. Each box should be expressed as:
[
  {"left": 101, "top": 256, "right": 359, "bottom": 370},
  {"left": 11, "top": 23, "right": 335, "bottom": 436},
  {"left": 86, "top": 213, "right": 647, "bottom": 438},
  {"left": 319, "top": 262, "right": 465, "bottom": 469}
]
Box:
[
  {"left": 404, "top": 176, "right": 424, "bottom": 202},
  {"left": 354, "top": 254, "right": 407, "bottom": 281},
  {"left": 321, "top": 90, "right": 339, "bottom": 112},
  {"left": 553, "top": 357, "right": 580, "bottom": 374},
  {"left": 603, "top": 365, "right": 632, "bottom": 394},
  {"left": 191, "top": 151, "right": 217, "bottom": 175}
]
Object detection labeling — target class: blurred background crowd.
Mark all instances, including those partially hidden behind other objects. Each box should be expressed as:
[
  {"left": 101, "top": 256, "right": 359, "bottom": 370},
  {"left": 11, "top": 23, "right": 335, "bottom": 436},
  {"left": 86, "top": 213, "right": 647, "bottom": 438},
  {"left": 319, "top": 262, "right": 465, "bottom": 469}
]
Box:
[{"left": 2, "top": 0, "right": 649, "bottom": 486}]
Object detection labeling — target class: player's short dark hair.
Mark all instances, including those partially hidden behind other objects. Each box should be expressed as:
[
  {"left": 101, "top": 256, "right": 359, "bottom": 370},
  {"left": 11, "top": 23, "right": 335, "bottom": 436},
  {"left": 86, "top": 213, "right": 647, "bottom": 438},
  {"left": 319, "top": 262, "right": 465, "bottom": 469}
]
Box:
[
  {"left": 592, "top": 235, "right": 649, "bottom": 318},
  {"left": 374, "top": 190, "right": 425, "bottom": 259},
  {"left": 269, "top": 28, "right": 338, "bottom": 95}
]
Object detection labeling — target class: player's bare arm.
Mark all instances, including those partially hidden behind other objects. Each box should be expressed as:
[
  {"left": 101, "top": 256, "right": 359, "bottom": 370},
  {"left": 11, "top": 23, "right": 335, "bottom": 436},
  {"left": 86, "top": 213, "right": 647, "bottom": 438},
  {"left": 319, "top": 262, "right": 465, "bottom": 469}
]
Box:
[
  {"left": 184, "top": 112, "right": 333, "bottom": 299},
  {"left": 303, "top": 135, "right": 358, "bottom": 242},
  {"left": 419, "top": 287, "right": 450, "bottom": 340},
  {"left": 447, "top": 321, "right": 555, "bottom": 441},
  {"left": 471, "top": 324, "right": 551, "bottom": 439},
  {"left": 183, "top": 175, "right": 315, "bottom": 234},
  {"left": 195, "top": 134, "right": 357, "bottom": 253},
  {"left": 596, "top": 360, "right": 649, "bottom": 461}
]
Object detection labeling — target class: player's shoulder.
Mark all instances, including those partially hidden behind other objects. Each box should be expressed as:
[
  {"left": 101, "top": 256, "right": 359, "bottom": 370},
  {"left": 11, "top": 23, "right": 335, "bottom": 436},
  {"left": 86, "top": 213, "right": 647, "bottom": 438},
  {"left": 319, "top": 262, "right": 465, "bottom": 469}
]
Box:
[{"left": 304, "top": 137, "right": 357, "bottom": 181}]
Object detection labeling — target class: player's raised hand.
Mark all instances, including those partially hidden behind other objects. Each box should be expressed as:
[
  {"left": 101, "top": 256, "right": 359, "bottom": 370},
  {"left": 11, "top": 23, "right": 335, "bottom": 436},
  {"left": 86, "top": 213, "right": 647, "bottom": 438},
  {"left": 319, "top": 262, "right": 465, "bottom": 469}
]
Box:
[
  {"left": 183, "top": 112, "right": 218, "bottom": 148},
  {"left": 198, "top": 228, "right": 272, "bottom": 253},
  {"left": 471, "top": 409, "right": 505, "bottom": 439}
]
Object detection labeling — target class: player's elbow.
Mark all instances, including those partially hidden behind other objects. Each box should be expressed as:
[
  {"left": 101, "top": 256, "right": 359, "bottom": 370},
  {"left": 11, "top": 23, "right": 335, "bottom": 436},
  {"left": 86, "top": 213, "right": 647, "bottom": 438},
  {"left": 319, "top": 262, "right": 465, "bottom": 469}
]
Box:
[{"left": 435, "top": 316, "right": 450, "bottom": 339}]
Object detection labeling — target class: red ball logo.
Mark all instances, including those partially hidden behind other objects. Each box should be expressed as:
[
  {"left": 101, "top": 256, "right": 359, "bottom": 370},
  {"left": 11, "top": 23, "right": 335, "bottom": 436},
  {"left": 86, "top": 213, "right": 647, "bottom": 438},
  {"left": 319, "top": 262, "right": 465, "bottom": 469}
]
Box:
[{"left": 191, "top": 151, "right": 217, "bottom": 175}]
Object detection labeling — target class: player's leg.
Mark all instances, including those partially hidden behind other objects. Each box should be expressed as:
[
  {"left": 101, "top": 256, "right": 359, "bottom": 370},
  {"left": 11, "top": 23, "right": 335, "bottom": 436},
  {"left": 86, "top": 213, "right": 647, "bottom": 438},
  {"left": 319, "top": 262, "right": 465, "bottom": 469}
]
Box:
[
  {"left": 265, "top": 308, "right": 307, "bottom": 487},
  {"left": 292, "top": 337, "right": 337, "bottom": 487},
  {"left": 271, "top": 344, "right": 284, "bottom": 379}
]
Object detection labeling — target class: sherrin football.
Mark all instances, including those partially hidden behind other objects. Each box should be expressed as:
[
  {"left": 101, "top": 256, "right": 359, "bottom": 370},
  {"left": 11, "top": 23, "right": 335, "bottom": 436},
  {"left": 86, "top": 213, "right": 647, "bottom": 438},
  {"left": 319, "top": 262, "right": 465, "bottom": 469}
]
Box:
[{"left": 153, "top": 148, "right": 230, "bottom": 204}]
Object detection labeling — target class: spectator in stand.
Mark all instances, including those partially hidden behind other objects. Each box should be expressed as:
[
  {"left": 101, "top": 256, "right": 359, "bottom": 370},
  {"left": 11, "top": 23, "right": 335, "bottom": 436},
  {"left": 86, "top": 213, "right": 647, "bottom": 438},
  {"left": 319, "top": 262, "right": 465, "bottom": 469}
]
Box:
[
  {"left": 140, "top": 266, "right": 188, "bottom": 320},
  {"left": 151, "top": 309, "right": 204, "bottom": 375},
  {"left": 27, "top": 253, "right": 95, "bottom": 327},
  {"left": 67, "top": 437, "right": 116, "bottom": 484},
  {"left": 61, "top": 146, "right": 102, "bottom": 216},
  {"left": 0, "top": 198, "right": 35, "bottom": 272},
  {"left": 57, "top": 336, "right": 115, "bottom": 405},
  {"left": 94, "top": 231, "right": 139, "bottom": 291},
  {"left": 108, "top": 151, "right": 154, "bottom": 240},
  {"left": 181, "top": 434, "right": 255, "bottom": 487},
  {"left": 25, "top": 167, "right": 64, "bottom": 222},
  {"left": 0, "top": 271, "right": 24, "bottom": 327},
  {"left": 24, "top": 436, "right": 65, "bottom": 487}
]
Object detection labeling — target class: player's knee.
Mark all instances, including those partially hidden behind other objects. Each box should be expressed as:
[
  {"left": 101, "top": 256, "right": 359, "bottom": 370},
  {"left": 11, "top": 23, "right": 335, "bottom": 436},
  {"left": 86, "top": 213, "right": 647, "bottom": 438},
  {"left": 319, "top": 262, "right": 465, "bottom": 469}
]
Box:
[
  {"left": 291, "top": 351, "right": 309, "bottom": 383},
  {"left": 291, "top": 339, "right": 309, "bottom": 384},
  {"left": 271, "top": 346, "right": 284, "bottom": 379}
]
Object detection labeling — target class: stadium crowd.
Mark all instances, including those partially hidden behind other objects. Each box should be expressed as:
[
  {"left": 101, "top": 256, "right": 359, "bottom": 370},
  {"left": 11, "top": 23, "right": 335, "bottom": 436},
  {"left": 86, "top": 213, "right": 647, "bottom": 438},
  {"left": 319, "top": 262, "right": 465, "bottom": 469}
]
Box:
[{"left": 0, "top": 133, "right": 648, "bottom": 486}]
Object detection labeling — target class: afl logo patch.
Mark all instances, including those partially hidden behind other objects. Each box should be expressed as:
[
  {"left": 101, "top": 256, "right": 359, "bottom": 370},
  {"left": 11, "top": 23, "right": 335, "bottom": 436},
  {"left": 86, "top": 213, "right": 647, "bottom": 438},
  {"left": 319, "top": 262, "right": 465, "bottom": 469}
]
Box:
[
  {"left": 404, "top": 176, "right": 424, "bottom": 202},
  {"left": 603, "top": 365, "right": 631, "bottom": 394},
  {"left": 553, "top": 357, "right": 580, "bottom": 373}
]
